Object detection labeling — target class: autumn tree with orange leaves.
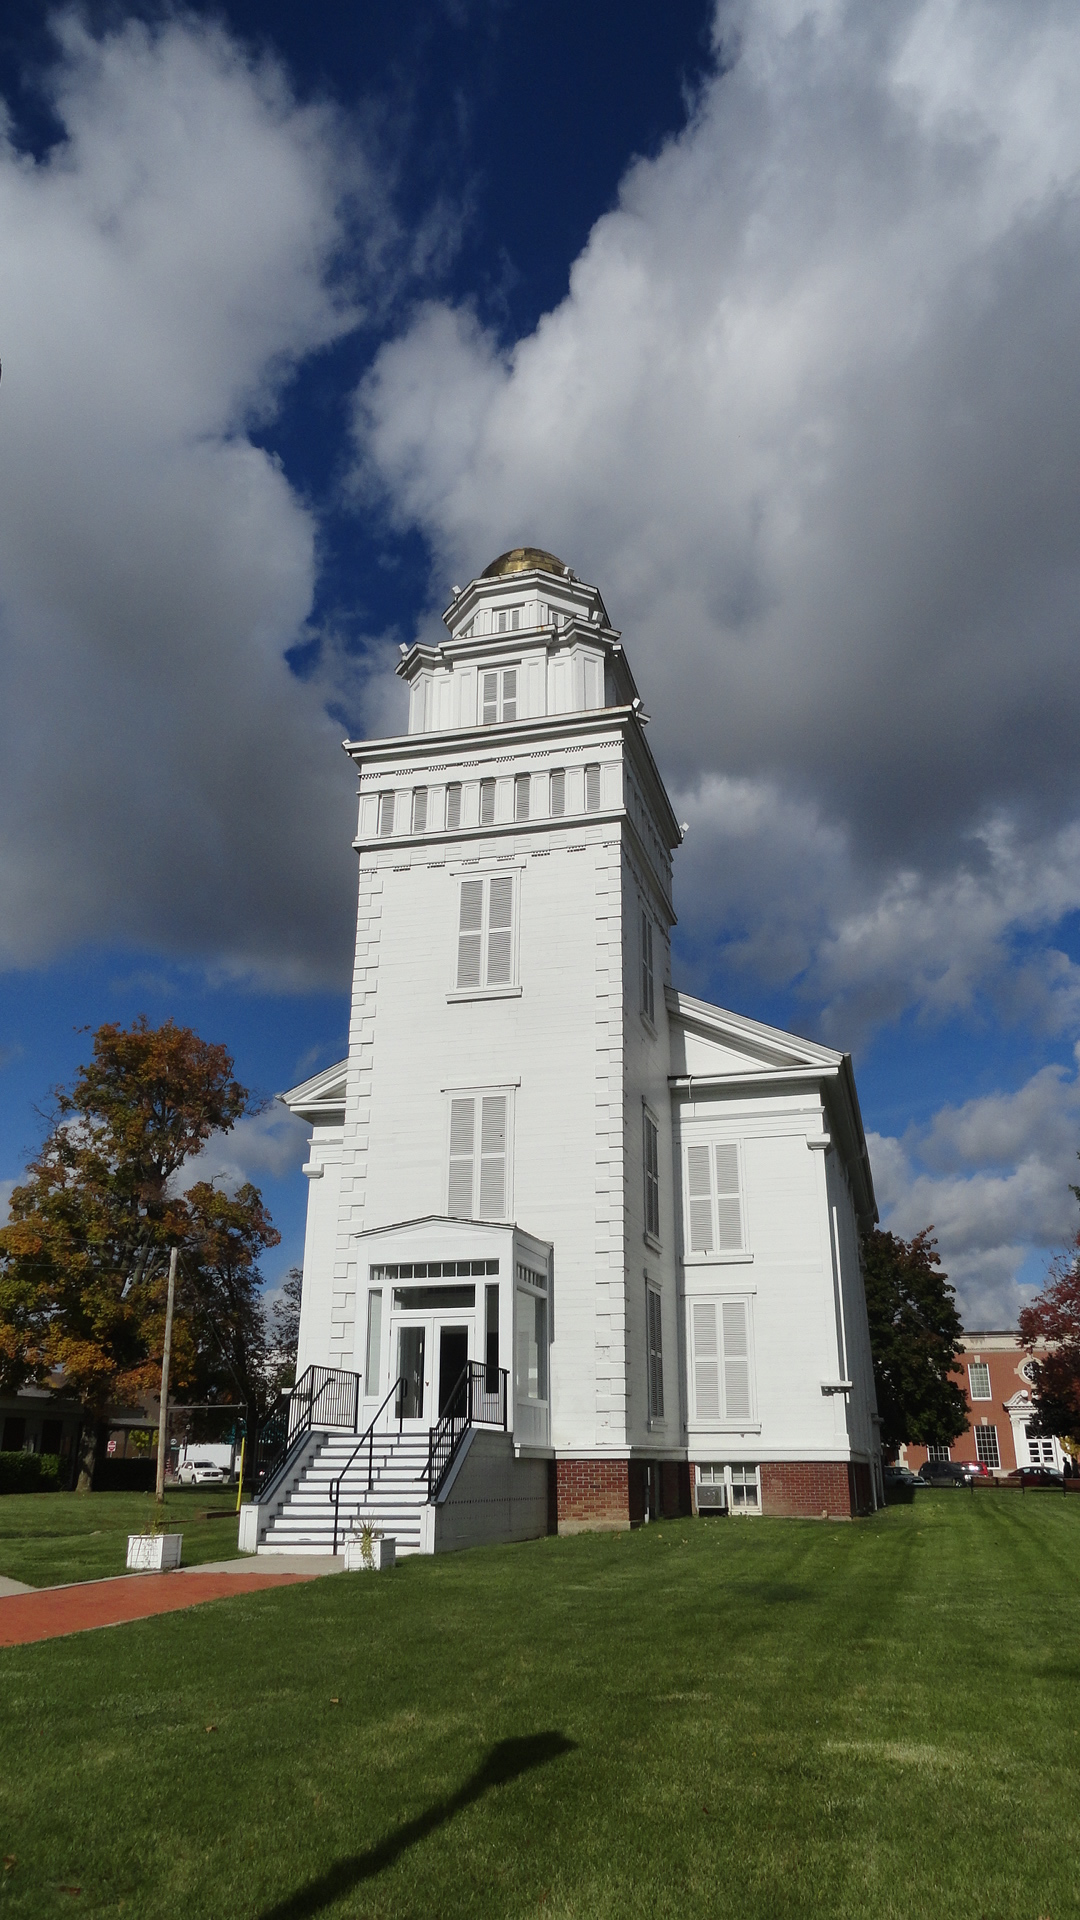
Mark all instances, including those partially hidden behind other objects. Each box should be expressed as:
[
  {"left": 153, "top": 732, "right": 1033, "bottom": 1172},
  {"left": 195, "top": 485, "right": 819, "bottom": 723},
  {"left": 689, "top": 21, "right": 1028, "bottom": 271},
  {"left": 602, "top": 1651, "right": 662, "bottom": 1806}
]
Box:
[{"left": 0, "top": 1018, "right": 258, "bottom": 1487}]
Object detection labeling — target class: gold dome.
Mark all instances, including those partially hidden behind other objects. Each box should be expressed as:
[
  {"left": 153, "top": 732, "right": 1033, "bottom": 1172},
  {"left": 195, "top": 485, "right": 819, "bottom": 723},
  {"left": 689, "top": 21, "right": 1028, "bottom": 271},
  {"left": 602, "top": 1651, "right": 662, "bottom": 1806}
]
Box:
[{"left": 481, "top": 546, "right": 568, "bottom": 579}]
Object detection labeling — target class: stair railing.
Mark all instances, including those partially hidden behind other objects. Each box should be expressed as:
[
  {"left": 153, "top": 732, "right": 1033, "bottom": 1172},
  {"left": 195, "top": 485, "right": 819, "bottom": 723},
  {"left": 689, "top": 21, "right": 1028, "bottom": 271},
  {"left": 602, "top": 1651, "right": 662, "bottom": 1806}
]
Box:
[
  {"left": 328, "top": 1376, "right": 406, "bottom": 1555},
  {"left": 426, "top": 1362, "right": 509, "bottom": 1501},
  {"left": 255, "top": 1364, "right": 361, "bottom": 1501}
]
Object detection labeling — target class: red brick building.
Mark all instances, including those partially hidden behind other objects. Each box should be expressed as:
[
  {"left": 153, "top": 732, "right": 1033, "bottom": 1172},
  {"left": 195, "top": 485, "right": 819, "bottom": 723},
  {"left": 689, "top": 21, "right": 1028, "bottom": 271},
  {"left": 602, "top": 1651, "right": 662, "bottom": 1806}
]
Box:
[{"left": 901, "top": 1331, "right": 1074, "bottom": 1476}]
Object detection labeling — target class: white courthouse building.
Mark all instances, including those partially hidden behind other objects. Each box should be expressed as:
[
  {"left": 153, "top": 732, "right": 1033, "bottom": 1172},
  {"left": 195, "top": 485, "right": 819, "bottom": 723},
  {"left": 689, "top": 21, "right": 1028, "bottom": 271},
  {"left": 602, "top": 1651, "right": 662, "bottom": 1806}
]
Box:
[{"left": 245, "top": 548, "right": 881, "bottom": 1557}]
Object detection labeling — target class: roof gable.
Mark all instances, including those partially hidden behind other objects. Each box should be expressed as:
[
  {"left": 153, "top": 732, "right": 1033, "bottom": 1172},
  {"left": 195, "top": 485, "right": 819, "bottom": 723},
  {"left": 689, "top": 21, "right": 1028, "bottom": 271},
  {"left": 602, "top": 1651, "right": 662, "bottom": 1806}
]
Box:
[
  {"left": 666, "top": 989, "right": 844, "bottom": 1078},
  {"left": 278, "top": 1059, "right": 348, "bottom": 1122}
]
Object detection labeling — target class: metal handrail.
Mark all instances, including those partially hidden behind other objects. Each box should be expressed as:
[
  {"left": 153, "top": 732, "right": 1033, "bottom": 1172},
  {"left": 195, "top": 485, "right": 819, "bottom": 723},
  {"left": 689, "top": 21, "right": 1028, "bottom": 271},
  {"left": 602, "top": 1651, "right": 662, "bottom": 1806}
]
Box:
[
  {"left": 426, "top": 1362, "right": 509, "bottom": 1501},
  {"left": 328, "top": 1377, "right": 407, "bottom": 1555},
  {"left": 256, "top": 1363, "right": 360, "bottom": 1498}
]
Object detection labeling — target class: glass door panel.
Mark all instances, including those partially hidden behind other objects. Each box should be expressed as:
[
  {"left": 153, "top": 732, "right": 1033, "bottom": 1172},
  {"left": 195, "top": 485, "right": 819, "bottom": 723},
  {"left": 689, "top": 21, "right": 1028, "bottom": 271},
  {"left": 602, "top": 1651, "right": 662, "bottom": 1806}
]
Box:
[{"left": 397, "top": 1325, "right": 426, "bottom": 1420}]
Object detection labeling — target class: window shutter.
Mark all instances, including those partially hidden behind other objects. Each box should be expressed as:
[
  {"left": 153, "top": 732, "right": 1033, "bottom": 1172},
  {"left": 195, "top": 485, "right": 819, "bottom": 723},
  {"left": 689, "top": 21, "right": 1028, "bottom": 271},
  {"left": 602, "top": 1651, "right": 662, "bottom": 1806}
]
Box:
[
  {"left": 378, "top": 792, "right": 395, "bottom": 836},
  {"left": 457, "top": 879, "right": 484, "bottom": 988},
  {"left": 445, "top": 783, "right": 462, "bottom": 830},
  {"left": 714, "top": 1144, "right": 742, "bottom": 1250},
  {"left": 478, "top": 1094, "right": 507, "bottom": 1218},
  {"left": 480, "top": 779, "right": 496, "bottom": 826},
  {"left": 502, "top": 668, "right": 517, "bottom": 722},
  {"left": 641, "top": 911, "right": 654, "bottom": 1021},
  {"left": 647, "top": 1288, "right": 664, "bottom": 1419},
  {"left": 448, "top": 1097, "right": 476, "bottom": 1217},
  {"left": 482, "top": 671, "right": 499, "bottom": 723},
  {"left": 411, "top": 787, "right": 428, "bottom": 834},
  {"left": 585, "top": 764, "right": 601, "bottom": 811},
  {"left": 550, "top": 769, "right": 565, "bottom": 815},
  {"left": 721, "top": 1300, "right": 752, "bottom": 1421},
  {"left": 686, "top": 1146, "right": 714, "bottom": 1253},
  {"left": 514, "top": 773, "right": 530, "bottom": 821},
  {"left": 486, "top": 875, "right": 513, "bottom": 984},
  {"left": 692, "top": 1301, "right": 721, "bottom": 1422}
]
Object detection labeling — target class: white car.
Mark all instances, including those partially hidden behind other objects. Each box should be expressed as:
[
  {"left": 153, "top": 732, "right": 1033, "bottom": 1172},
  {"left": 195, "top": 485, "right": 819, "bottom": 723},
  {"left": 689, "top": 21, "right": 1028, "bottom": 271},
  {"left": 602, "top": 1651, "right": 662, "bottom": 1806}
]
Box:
[{"left": 176, "top": 1459, "right": 229, "bottom": 1487}]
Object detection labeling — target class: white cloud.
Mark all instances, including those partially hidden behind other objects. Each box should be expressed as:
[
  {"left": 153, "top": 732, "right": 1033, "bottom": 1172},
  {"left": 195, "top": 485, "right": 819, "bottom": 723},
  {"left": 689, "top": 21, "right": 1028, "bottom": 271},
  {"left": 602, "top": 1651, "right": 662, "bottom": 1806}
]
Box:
[
  {"left": 178, "top": 1103, "right": 310, "bottom": 1198},
  {"left": 0, "top": 14, "right": 389, "bottom": 985},
  {"left": 869, "top": 1046, "right": 1080, "bottom": 1325},
  {"left": 0, "top": 1178, "right": 15, "bottom": 1224},
  {"left": 356, "top": 0, "right": 1080, "bottom": 1034}
]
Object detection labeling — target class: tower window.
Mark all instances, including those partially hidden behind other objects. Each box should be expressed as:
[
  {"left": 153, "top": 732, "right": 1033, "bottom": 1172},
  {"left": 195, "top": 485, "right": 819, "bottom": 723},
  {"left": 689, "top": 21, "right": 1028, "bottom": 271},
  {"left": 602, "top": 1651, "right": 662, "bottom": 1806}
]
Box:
[
  {"left": 411, "top": 788, "right": 428, "bottom": 834},
  {"left": 456, "top": 874, "right": 515, "bottom": 989},
  {"left": 549, "top": 769, "right": 565, "bottom": 816},
  {"left": 481, "top": 667, "right": 518, "bottom": 724},
  {"left": 377, "top": 792, "right": 396, "bottom": 836},
  {"left": 495, "top": 607, "right": 521, "bottom": 634},
  {"left": 685, "top": 1142, "right": 743, "bottom": 1255},
  {"left": 647, "top": 1284, "right": 664, "bottom": 1420},
  {"left": 585, "top": 764, "right": 601, "bottom": 811},
  {"left": 643, "top": 1109, "right": 660, "bottom": 1240},
  {"left": 448, "top": 1092, "right": 509, "bottom": 1220},
  {"left": 480, "top": 778, "right": 496, "bottom": 827},
  {"left": 514, "top": 774, "right": 530, "bottom": 821},
  {"left": 641, "top": 910, "right": 655, "bottom": 1023},
  {"left": 445, "top": 783, "right": 462, "bottom": 830}
]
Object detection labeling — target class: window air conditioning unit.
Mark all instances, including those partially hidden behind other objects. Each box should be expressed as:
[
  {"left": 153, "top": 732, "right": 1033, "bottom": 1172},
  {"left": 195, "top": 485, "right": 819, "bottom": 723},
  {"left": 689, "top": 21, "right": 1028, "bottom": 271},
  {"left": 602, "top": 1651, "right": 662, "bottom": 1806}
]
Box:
[{"left": 697, "top": 1482, "right": 727, "bottom": 1511}]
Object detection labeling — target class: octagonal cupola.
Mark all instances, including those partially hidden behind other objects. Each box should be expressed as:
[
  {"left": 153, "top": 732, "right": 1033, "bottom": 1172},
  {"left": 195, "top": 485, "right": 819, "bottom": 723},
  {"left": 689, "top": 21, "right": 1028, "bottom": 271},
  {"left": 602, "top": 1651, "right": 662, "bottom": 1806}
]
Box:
[{"left": 396, "top": 549, "right": 641, "bottom": 734}]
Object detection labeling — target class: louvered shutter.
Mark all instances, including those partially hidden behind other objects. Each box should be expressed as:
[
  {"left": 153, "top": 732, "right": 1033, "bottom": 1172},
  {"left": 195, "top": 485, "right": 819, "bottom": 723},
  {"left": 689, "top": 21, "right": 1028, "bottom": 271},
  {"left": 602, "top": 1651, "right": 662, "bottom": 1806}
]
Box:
[
  {"left": 457, "top": 879, "right": 484, "bottom": 988},
  {"left": 478, "top": 1094, "right": 507, "bottom": 1218},
  {"left": 445, "top": 783, "right": 462, "bottom": 829},
  {"left": 686, "top": 1146, "right": 714, "bottom": 1253},
  {"left": 480, "top": 779, "right": 496, "bottom": 826},
  {"left": 486, "top": 875, "right": 513, "bottom": 984},
  {"left": 714, "top": 1144, "right": 742, "bottom": 1249},
  {"left": 514, "top": 773, "right": 530, "bottom": 821},
  {"left": 550, "top": 769, "right": 565, "bottom": 815},
  {"left": 585, "top": 764, "right": 601, "bottom": 811},
  {"left": 647, "top": 1288, "right": 664, "bottom": 1419},
  {"left": 448, "top": 1097, "right": 476, "bottom": 1217},
  {"left": 692, "top": 1301, "right": 721, "bottom": 1422},
  {"left": 502, "top": 668, "right": 517, "bottom": 722},
  {"left": 411, "top": 787, "right": 427, "bottom": 833},
  {"left": 721, "top": 1300, "right": 752, "bottom": 1421},
  {"left": 378, "top": 792, "right": 395, "bottom": 836},
  {"left": 482, "top": 671, "right": 499, "bottom": 724}
]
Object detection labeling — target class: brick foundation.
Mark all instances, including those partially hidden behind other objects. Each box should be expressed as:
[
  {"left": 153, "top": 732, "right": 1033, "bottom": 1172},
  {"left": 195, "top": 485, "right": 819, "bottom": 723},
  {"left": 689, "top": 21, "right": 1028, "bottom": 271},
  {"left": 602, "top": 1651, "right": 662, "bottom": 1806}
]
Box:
[
  {"left": 760, "top": 1460, "right": 857, "bottom": 1519},
  {"left": 556, "top": 1457, "right": 631, "bottom": 1532},
  {"left": 556, "top": 1457, "right": 694, "bottom": 1532}
]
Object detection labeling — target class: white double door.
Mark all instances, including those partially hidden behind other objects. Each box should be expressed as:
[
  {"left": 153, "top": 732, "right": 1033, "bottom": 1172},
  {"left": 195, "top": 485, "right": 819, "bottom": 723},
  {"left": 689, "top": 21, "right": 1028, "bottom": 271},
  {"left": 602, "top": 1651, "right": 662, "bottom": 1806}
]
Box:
[{"left": 392, "top": 1314, "right": 474, "bottom": 1428}]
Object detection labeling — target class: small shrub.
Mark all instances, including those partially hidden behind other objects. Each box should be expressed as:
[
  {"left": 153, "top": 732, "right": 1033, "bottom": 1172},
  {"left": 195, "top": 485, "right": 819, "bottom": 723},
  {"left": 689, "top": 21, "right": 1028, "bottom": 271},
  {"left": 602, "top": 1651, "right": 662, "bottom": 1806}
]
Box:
[{"left": 0, "top": 1452, "right": 62, "bottom": 1495}]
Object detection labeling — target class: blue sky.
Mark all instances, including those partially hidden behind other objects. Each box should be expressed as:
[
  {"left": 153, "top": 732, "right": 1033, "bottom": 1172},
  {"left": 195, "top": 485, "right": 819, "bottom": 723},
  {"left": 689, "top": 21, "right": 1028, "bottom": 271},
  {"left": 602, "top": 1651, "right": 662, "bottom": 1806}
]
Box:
[{"left": 3, "top": 0, "right": 1080, "bottom": 1323}]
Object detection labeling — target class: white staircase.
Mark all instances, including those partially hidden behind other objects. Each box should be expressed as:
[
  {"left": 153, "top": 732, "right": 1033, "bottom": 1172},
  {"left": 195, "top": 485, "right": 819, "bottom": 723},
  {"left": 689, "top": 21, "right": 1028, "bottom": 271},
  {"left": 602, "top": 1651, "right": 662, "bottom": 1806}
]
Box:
[{"left": 258, "top": 1429, "right": 431, "bottom": 1558}]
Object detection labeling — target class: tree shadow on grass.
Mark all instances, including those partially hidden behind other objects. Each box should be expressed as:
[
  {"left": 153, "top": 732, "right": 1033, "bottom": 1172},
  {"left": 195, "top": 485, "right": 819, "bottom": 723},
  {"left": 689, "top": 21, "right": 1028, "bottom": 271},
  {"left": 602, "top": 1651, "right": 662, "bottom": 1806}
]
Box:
[{"left": 258, "top": 1730, "right": 577, "bottom": 1920}]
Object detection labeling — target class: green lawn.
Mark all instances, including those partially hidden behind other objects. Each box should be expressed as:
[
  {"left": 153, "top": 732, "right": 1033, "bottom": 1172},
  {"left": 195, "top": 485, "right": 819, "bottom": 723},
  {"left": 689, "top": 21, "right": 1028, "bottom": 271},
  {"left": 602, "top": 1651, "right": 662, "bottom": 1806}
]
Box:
[
  {"left": 0, "top": 1488, "right": 243, "bottom": 1587},
  {"left": 1, "top": 1492, "right": 1079, "bottom": 1918}
]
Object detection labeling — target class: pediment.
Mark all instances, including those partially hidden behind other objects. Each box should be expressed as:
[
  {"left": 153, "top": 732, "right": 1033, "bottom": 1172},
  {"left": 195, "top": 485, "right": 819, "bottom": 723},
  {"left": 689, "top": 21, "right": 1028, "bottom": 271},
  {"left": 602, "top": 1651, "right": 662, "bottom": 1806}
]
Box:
[
  {"left": 278, "top": 1058, "right": 349, "bottom": 1122},
  {"left": 666, "top": 990, "right": 844, "bottom": 1079}
]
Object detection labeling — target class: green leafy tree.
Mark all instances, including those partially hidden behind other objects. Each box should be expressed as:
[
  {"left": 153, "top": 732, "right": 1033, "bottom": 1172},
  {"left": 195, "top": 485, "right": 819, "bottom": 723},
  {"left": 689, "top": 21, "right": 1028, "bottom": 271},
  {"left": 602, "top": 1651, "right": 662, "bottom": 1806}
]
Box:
[
  {"left": 862, "top": 1227, "right": 968, "bottom": 1456},
  {"left": 0, "top": 1017, "right": 252, "bottom": 1486},
  {"left": 270, "top": 1265, "right": 303, "bottom": 1392},
  {"left": 181, "top": 1182, "right": 282, "bottom": 1464}
]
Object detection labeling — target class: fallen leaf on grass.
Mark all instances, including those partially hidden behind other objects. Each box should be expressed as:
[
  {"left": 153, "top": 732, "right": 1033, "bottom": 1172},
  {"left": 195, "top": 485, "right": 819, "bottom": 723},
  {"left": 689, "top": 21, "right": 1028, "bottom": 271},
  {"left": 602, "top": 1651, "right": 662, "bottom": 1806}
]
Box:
[
  {"left": 205, "top": 1724, "right": 217, "bottom": 1734},
  {"left": 3, "top": 1856, "right": 15, "bottom": 1873},
  {"left": 329, "top": 1697, "right": 340, "bottom": 1706}
]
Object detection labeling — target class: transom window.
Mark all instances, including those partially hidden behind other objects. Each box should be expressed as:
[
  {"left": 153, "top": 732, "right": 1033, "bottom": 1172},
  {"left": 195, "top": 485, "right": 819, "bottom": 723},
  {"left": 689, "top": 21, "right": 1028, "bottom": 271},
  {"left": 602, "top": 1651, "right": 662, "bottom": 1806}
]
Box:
[
  {"left": 482, "top": 667, "right": 518, "bottom": 723},
  {"left": 371, "top": 1261, "right": 499, "bottom": 1279},
  {"left": 456, "top": 875, "right": 514, "bottom": 989},
  {"left": 967, "top": 1362, "right": 991, "bottom": 1400}
]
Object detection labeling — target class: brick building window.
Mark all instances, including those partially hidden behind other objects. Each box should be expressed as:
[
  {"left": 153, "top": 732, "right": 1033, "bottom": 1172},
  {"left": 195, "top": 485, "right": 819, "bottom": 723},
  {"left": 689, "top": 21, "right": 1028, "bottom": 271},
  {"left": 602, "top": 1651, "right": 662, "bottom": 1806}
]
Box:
[
  {"left": 968, "top": 1362, "right": 991, "bottom": 1400},
  {"left": 926, "top": 1444, "right": 951, "bottom": 1461},
  {"left": 975, "top": 1426, "right": 1000, "bottom": 1468}
]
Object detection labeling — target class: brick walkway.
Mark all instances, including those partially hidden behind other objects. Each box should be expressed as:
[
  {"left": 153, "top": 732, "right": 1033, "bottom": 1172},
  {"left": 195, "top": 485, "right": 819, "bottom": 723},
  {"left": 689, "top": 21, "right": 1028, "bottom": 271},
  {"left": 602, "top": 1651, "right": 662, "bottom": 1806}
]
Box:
[{"left": 0, "top": 1570, "right": 316, "bottom": 1647}]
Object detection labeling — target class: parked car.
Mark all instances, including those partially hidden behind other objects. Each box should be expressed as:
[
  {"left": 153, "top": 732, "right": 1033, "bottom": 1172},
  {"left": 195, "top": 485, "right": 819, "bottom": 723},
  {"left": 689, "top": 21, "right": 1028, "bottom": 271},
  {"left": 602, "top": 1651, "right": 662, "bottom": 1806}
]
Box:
[
  {"left": 958, "top": 1460, "right": 992, "bottom": 1480},
  {"left": 1004, "top": 1466, "right": 1064, "bottom": 1488},
  {"left": 917, "top": 1460, "right": 969, "bottom": 1488},
  {"left": 176, "top": 1459, "right": 229, "bottom": 1487},
  {"left": 883, "top": 1465, "right": 921, "bottom": 1490}
]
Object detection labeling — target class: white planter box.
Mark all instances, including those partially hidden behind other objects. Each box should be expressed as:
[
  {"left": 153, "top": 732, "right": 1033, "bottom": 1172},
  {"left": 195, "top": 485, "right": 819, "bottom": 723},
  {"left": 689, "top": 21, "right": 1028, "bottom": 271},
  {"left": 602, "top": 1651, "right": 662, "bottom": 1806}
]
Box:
[
  {"left": 126, "top": 1532, "right": 183, "bottom": 1572},
  {"left": 344, "top": 1535, "right": 396, "bottom": 1572}
]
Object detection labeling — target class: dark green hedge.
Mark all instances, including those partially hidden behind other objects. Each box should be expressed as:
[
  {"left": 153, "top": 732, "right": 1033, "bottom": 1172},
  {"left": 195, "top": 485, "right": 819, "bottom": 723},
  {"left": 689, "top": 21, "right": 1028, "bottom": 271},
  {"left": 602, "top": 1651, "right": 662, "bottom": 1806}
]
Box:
[{"left": 0, "top": 1452, "right": 62, "bottom": 1494}]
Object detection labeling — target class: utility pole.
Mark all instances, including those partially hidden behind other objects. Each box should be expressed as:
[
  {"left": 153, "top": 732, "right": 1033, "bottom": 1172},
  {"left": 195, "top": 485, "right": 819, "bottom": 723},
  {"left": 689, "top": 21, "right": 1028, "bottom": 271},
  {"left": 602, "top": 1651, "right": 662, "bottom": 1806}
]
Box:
[{"left": 155, "top": 1247, "right": 178, "bottom": 1506}]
